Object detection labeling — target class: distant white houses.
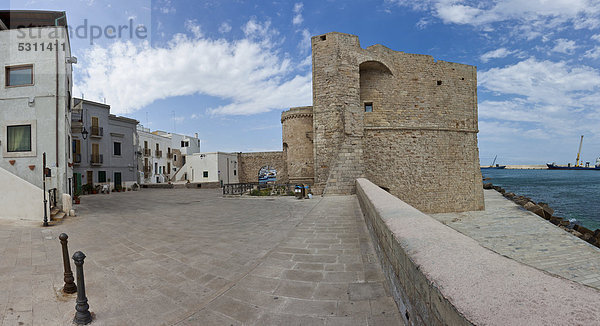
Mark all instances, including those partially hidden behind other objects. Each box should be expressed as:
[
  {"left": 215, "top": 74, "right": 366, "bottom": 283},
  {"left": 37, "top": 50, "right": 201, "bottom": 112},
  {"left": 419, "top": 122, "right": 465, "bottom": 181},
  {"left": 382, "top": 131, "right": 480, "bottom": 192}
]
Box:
[
  {"left": 0, "top": 10, "right": 75, "bottom": 220},
  {"left": 174, "top": 152, "right": 238, "bottom": 186}
]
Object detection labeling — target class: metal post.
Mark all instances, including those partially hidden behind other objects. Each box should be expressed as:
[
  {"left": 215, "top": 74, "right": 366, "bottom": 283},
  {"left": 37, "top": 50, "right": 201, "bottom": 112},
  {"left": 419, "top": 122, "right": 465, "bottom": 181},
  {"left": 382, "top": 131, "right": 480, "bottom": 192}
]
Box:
[
  {"left": 72, "top": 251, "right": 92, "bottom": 325},
  {"left": 59, "top": 233, "right": 77, "bottom": 294},
  {"left": 43, "top": 152, "right": 48, "bottom": 227}
]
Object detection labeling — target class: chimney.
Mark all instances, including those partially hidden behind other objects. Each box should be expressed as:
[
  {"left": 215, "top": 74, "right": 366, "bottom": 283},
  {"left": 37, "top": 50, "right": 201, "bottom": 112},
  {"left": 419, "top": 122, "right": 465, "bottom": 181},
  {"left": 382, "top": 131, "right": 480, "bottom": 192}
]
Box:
[{"left": 195, "top": 133, "right": 198, "bottom": 139}]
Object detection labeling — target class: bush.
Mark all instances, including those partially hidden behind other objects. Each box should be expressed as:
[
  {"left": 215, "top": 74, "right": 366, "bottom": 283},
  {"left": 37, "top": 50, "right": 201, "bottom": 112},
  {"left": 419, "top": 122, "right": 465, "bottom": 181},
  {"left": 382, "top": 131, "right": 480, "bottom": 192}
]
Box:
[{"left": 250, "top": 189, "right": 271, "bottom": 196}]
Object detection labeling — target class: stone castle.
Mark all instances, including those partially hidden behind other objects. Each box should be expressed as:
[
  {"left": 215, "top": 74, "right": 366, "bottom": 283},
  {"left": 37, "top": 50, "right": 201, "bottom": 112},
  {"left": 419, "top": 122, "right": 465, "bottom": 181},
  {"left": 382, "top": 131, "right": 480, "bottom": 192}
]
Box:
[{"left": 239, "top": 32, "right": 484, "bottom": 213}]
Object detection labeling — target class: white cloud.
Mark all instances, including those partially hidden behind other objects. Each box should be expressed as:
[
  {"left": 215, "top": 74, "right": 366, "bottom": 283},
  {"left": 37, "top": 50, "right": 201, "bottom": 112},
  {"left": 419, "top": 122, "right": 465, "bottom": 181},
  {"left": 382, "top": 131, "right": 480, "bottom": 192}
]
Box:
[
  {"left": 184, "top": 19, "right": 202, "bottom": 39},
  {"left": 74, "top": 21, "right": 312, "bottom": 116},
  {"left": 551, "top": 38, "right": 577, "bottom": 54},
  {"left": 158, "top": 0, "right": 176, "bottom": 14},
  {"left": 480, "top": 48, "right": 514, "bottom": 62},
  {"left": 584, "top": 46, "right": 600, "bottom": 59},
  {"left": 478, "top": 58, "right": 600, "bottom": 137},
  {"left": 293, "top": 2, "right": 304, "bottom": 25},
  {"left": 388, "top": 0, "right": 600, "bottom": 36},
  {"left": 592, "top": 34, "right": 600, "bottom": 42},
  {"left": 299, "top": 28, "right": 311, "bottom": 52},
  {"left": 218, "top": 22, "right": 232, "bottom": 34}
]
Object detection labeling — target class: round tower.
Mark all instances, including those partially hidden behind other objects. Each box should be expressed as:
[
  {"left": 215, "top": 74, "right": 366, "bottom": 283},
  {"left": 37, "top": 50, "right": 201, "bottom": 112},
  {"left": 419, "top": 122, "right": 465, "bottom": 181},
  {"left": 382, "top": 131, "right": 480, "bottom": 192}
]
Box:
[{"left": 281, "top": 106, "right": 314, "bottom": 185}]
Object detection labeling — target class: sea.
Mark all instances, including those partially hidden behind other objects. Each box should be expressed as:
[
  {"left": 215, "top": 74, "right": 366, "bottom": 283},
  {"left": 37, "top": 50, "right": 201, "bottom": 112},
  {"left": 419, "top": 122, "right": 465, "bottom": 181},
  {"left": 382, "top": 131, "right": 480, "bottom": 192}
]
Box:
[{"left": 481, "top": 169, "right": 600, "bottom": 230}]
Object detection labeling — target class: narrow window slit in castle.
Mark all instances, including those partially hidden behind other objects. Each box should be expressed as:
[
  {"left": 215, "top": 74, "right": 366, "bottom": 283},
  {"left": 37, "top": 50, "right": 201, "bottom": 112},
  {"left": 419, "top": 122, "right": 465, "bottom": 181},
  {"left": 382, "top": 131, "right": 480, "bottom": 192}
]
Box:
[
  {"left": 437, "top": 80, "right": 443, "bottom": 85},
  {"left": 364, "top": 102, "right": 373, "bottom": 112},
  {"left": 320, "top": 35, "right": 326, "bottom": 41}
]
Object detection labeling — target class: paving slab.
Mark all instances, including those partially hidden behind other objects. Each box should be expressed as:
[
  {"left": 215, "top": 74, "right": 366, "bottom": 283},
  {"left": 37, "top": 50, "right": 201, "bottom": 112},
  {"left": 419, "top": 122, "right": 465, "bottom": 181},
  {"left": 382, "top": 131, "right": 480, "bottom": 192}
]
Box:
[
  {"left": 0, "top": 188, "right": 403, "bottom": 325},
  {"left": 432, "top": 189, "right": 600, "bottom": 290}
]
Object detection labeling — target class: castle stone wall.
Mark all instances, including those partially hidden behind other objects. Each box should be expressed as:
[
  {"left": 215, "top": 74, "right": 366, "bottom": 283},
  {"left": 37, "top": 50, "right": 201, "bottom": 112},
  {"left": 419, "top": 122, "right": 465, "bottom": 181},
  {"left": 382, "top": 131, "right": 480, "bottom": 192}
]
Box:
[{"left": 237, "top": 152, "right": 287, "bottom": 184}]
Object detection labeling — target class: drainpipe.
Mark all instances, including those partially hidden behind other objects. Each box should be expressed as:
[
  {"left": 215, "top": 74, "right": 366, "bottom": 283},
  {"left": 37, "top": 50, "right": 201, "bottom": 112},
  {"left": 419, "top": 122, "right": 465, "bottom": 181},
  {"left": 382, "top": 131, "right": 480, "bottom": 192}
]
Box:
[{"left": 55, "top": 36, "right": 60, "bottom": 168}]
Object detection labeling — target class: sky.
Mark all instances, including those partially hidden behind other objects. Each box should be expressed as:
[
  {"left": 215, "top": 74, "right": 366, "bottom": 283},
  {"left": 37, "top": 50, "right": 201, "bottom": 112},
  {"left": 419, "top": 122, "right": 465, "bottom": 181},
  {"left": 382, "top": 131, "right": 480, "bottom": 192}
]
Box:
[{"left": 4, "top": 0, "right": 600, "bottom": 165}]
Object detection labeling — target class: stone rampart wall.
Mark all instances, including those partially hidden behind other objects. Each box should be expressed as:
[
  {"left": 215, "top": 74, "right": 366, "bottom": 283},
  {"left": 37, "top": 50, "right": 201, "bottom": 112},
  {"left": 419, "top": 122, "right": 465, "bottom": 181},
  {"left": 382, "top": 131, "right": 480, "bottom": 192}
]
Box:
[
  {"left": 356, "top": 178, "right": 600, "bottom": 326},
  {"left": 238, "top": 152, "right": 287, "bottom": 184}
]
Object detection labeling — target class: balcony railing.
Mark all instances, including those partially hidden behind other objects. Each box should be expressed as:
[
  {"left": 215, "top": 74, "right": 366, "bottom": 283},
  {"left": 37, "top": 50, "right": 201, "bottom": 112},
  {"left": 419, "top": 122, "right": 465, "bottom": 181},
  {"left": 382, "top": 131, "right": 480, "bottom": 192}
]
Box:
[
  {"left": 90, "top": 126, "right": 103, "bottom": 138},
  {"left": 143, "top": 148, "right": 151, "bottom": 156},
  {"left": 90, "top": 154, "right": 103, "bottom": 165},
  {"left": 73, "top": 153, "right": 81, "bottom": 164},
  {"left": 167, "top": 152, "right": 173, "bottom": 159},
  {"left": 143, "top": 165, "right": 151, "bottom": 174},
  {"left": 155, "top": 150, "right": 162, "bottom": 158}
]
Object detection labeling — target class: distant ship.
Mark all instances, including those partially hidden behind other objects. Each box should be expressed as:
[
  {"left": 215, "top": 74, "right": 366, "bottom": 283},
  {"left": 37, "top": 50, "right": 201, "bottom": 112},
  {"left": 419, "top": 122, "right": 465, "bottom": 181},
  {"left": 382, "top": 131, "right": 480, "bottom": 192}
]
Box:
[
  {"left": 546, "top": 135, "right": 600, "bottom": 170},
  {"left": 481, "top": 155, "right": 506, "bottom": 169}
]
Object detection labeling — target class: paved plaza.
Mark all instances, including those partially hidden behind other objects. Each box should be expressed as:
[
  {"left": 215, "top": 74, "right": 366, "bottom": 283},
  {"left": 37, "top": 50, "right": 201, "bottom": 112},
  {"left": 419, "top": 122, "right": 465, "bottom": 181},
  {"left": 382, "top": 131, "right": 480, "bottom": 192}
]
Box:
[
  {"left": 432, "top": 189, "right": 600, "bottom": 290},
  {"left": 0, "top": 188, "right": 403, "bottom": 325}
]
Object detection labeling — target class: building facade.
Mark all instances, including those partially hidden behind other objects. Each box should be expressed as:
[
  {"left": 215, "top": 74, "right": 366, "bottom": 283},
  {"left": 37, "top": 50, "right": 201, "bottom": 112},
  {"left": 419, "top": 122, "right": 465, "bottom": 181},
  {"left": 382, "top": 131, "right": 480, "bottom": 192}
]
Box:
[
  {"left": 138, "top": 127, "right": 173, "bottom": 184},
  {"left": 178, "top": 152, "right": 238, "bottom": 186},
  {"left": 0, "top": 10, "right": 74, "bottom": 219},
  {"left": 151, "top": 130, "right": 201, "bottom": 178},
  {"left": 71, "top": 98, "right": 138, "bottom": 191}
]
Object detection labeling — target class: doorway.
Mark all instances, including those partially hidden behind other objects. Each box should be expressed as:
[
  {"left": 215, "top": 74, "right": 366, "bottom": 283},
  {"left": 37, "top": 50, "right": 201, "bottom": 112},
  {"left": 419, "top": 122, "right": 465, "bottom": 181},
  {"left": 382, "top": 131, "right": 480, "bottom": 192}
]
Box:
[{"left": 114, "top": 172, "right": 122, "bottom": 190}]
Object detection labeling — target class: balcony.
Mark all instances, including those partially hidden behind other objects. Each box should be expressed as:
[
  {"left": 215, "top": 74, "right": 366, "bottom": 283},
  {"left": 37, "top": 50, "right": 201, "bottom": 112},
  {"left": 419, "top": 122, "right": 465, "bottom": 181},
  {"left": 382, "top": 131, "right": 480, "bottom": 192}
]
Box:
[
  {"left": 73, "top": 153, "right": 81, "bottom": 164},
  {"left": 90, "top": 126, "right": 103, "bottom": 138},
  {"left": 167, "top": 152, "right": 173, "bottom": 159},
  {"left": 90, "top": 154, "right": 103, "bottom": 165},
  {"left": 155, "top": 150, "right": 162, "bottom": 158},
  {"left": 143, "top": 148, "right": 151, "bottom": 156}
]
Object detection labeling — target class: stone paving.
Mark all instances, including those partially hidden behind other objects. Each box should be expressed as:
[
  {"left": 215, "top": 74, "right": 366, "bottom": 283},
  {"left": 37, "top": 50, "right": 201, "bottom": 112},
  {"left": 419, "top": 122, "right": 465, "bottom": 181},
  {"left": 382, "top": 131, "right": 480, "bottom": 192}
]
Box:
[
  {"left": 0, "top": 188, "right": 403, "bottom": 325},
  {"left": 432, "top": 189, "right": 600, "bottom": 290}
]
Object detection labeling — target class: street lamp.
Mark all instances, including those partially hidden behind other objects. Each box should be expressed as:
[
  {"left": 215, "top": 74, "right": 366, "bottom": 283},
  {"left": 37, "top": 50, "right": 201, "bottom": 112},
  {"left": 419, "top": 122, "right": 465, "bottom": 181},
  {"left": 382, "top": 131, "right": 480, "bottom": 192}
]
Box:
[{"left": 81, "top": 127, "right": 88, "bottom": 140}]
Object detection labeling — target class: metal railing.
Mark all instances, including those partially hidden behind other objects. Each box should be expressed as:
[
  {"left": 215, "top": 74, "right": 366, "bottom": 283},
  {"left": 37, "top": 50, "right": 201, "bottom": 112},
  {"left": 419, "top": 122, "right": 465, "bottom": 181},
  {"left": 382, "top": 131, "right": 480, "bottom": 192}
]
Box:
[
  {"left": 155, "top": 150, "right": 162, "bottom": 158},
  {"left": 90, "top": 154, "right": 103, "bottom": 165},
  {"left": 90, "top": 126, "right": 103, "bottom": 138},
  {"left": 143, "top": 148, "right": 151, "bottom": 156},
  {"left": 73, "top": 153, "right": 81, "bottom": 164},
  {"left": 223, "top": 183, "right": 256, "bottom": 195},
  {"left": 167, "top": 152, "right": 173, "bottom": 159}
]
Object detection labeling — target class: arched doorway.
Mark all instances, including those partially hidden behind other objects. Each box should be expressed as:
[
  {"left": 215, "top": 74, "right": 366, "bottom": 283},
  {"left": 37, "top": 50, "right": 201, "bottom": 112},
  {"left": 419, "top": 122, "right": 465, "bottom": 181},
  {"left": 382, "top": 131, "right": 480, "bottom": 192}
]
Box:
[{"left": 258, "top": 166, "right": 277, "bottom": 184}]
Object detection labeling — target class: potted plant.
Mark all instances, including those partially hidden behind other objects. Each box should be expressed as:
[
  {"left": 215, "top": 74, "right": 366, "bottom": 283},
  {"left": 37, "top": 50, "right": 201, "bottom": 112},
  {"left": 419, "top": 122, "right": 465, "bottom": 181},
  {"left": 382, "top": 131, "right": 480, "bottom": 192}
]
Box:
[{"left": 73, "top": 189, "right": 81, "bottom": 204}]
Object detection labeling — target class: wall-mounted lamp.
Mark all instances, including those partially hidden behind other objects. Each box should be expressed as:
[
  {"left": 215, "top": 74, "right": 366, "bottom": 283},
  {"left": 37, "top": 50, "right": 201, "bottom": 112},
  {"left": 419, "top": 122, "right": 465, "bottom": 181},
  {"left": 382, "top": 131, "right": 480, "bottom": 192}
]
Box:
[
  {"left": 28, "top": 97, "right": 35, "bottom": 107},
  {"left": 66, "top": 56, "right": 78, "bottom": 64}
]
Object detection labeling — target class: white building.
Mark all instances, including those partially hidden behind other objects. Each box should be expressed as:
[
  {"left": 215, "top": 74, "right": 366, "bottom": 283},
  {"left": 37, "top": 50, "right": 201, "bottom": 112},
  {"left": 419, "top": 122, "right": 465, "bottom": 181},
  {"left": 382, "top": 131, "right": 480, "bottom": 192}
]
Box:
[
  {"left": 0, "top": 11, "right": 74, "bottom": 220},
  {"left": 137, "top": 126, "right": 173, "bottom": 184},
  {"left": 176, "top": 152, "right": 238, "bottom": 186},
  {"left": 151, "top": 130, "right": 200, "bottom": 177}
]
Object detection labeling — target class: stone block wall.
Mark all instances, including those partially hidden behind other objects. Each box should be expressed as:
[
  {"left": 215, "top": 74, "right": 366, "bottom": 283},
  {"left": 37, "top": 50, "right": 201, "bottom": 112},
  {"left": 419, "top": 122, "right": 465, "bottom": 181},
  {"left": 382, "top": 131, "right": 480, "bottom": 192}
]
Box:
[
  {"left": 356, "top": 178, "right": 600, "bottom": 326},
  {"left": 281, "top": 106, "right": 314, "bottom": 185},
  {"left": 237, "top": 152, "right": 287, "bottom": 184}
]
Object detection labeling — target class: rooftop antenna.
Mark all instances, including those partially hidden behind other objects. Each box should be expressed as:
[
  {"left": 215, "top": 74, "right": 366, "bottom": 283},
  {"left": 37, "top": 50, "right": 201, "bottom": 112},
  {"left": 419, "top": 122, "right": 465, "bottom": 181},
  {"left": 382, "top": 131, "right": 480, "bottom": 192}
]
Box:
[{"left": 146, "top": 112, "right": 149, "bottom": 128}]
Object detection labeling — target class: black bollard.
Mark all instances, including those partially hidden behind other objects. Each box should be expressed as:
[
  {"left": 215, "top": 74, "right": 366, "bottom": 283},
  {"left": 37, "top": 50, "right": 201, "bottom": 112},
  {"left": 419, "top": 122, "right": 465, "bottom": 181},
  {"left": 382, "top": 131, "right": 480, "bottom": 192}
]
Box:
[
  {"left": 72, "top": 251, "right": 93, "bottom": 325},
  {"left": 59, "top": 233, "right": 77, "bottom": 294}
]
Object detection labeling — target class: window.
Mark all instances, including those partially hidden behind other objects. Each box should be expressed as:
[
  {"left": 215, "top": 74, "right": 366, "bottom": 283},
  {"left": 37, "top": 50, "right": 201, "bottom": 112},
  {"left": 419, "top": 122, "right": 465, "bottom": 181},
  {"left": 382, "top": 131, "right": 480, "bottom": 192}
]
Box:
[
  {"left": 98, "top": 171, "right": 106, "bottom": 183},
  {"left": 203, "top": 171, "right": 208, "bottom": 178},
  {"left": 7, "top": 125, "right": 31, "bottom": 152},
  {"left": 5, "top": 65, "right": 33, "bottom": 87},
  {"left": 234, "top": 169, "right": 237, "bottom": 176},
  {"left": 113, "top": 142, "right": 121, "bottom": 156},
  {"left": 173, "top": 154, "right": 177, "bottom": 162},
  {"left": 437, "top": 80, "right": 443, "bottom": 85},
  {"left": 364, "top": 102, "right": 373, "bottom": 112},
  {"left": 181, "top": 140, "right": 189, "bottom": 147}
]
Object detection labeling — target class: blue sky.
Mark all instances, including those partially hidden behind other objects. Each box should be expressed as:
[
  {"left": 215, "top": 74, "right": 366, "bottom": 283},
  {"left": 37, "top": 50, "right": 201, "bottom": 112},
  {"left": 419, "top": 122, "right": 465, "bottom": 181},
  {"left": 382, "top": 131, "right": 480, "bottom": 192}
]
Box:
[{"left": 5, "top": 0, "right": 600, "bottom": 164}]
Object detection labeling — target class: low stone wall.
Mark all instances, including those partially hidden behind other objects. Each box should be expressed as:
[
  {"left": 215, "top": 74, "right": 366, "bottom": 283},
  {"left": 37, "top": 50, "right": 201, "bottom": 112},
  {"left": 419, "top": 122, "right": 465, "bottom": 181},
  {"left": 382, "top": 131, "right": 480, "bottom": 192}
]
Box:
[
  {"left": 356, "top": 178, "right": 600, "bottom": 326},
  {"left": 0, "top": 166, "right": 48, "bottom": 221},
  {"left": 237, "top": 152, "right": 287, "bottom": 184}
]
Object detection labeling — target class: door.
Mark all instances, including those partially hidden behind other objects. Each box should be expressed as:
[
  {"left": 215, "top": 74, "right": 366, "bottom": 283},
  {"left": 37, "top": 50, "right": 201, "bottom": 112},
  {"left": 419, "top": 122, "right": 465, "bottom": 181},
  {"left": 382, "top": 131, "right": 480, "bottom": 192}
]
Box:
[
  {"left": 114, "top": 172, "right": 122, "bottom": 190},
  {"left": 86, "top": 171, "right": 93, "bottom": 186},
  {"left": 74, "top": 173, "right": 82, "bottom": 193},
  {"left": 91, "top": 143, "right": 99, "bottom": 163}
]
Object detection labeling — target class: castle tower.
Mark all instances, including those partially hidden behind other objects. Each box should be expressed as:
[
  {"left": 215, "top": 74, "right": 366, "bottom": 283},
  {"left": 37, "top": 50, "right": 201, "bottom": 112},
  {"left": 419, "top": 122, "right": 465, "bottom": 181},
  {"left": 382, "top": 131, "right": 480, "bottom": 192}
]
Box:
[
  {"left": 310, "top": 32, "right": 484, "bottom": 212},
  {"left": 281, "top": 106, "right": 314, "bottom": 185}
]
